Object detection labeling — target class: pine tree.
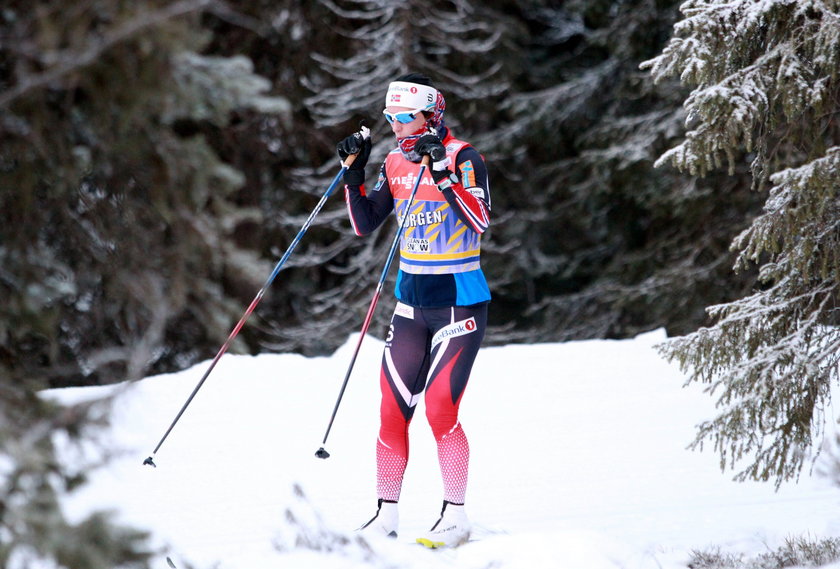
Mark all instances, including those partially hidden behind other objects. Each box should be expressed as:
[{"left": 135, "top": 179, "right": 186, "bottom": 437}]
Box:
[
  {"left": 0, "top": 0, "right": 290, "bottom": 382},
  {"left": 0, "top": 390, "right": 153, "bottom": 568},
  {"left": 642, "top": 0, "right": 840, "bottom": 486},
  {"left": 0, "top": 1, "right": 288, "bottom": 564}
]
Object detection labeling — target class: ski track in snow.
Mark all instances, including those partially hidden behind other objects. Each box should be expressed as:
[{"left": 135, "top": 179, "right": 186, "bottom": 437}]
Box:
[{"left": 48, "top": 329, "right": 840, "bottom": 569}]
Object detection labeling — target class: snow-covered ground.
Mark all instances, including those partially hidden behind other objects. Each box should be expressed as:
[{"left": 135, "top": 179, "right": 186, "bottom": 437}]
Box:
[{"left": 51, "top": 329, "right": 840, "bottom": 568}]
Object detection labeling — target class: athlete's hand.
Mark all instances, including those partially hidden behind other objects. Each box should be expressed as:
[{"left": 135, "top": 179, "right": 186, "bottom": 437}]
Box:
[
  {"left": 415, "top": 134, "right": 453, "bottom": 185},
  {"left": 414, "top": 134, "right": 447, "bottom": 163},
  {"left": 337, "top": 130, "right": 371, "bottom": 186}
]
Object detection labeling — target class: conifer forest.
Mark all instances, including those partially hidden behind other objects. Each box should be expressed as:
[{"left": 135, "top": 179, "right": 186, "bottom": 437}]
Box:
[
  {"left": 1, "top": 1, "right": 839, "bottom": 566},
  {"left": 1, "top": 0, "right": 769, "bottom": 387}
]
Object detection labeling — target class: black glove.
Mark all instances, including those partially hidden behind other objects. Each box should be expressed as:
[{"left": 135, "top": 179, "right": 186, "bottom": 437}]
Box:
[
  {"left": 414, "top": 134, "right": 447, "bottom": 163},
  {"left": 337, "top": 132, "right": 371, "bottom": 186},
  {"left": 415, "top": 134, "right": 458, "bottom": 185}
]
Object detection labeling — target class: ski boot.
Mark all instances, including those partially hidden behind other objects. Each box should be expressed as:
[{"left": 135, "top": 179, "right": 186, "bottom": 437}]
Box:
[
  {"left": 359, "top": 499, "right": 398, "bottom": 538},
  {"left": 416, "top": 500, "right": 471, "bottom": 548}
]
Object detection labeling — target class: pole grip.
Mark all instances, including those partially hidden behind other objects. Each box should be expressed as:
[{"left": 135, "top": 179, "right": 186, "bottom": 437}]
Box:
[{"left": 341, "top": 126, "right": 371, "bottom": 169}]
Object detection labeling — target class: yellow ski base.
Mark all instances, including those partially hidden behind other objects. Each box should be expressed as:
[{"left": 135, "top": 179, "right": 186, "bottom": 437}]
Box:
[{"left": 416, "top": 538, "right": 446, "bottom": 549}]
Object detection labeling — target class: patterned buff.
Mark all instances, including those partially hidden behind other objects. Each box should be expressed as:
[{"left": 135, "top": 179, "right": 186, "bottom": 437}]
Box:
[{"left": 397, "top": 90, "right": 447, "bottom": 162}]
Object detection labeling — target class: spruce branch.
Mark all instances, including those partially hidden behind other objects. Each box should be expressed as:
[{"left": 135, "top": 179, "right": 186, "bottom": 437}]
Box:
[{"left": 0, "top": 0, "right": 215, "bottom": 109}]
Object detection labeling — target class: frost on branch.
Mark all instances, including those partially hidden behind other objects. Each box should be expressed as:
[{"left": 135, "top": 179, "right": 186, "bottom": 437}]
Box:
[
  {"left": 303, "top": 0, "right": 509, "bottom": 128},
  {"left": 641, "top": 0, "right": 838, "bottom": 179},
  {"left": 733, "top": 147, "right": 840, "bottom": 279}
]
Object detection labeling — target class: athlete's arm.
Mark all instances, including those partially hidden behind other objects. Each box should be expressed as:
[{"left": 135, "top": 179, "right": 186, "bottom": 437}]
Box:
[
  {"left": 439, "top": 146, "right": 490, "bottom": 234},
  {"left": 344, "top": 163, "right": 395, "bottom": 236}
]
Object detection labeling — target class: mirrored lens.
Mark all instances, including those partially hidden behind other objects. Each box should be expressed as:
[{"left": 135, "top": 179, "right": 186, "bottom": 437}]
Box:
[{"left": 382, "top": 109, "right": 422, "bottom": 125}]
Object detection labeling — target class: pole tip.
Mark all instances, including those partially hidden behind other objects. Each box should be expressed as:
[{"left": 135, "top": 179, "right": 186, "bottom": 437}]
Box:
[
  {"left": 315, "top": 447, "right": 330, "bottom": 460},
  {"left": 143, "top": 456, "right": 157, "bottom": 468}
]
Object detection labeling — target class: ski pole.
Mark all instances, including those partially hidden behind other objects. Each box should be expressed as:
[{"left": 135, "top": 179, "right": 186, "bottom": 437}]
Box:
[
  {"left": 315, "top": 155, "right": 430, "bottom": 459},
  {"left": 144, "top": 127, "right": 370, "bottom": 468}
]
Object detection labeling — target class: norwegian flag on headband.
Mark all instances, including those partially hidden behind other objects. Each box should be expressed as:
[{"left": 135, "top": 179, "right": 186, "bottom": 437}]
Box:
[{"left": 385, "top": 81, "right": 437, "bottom": 111}]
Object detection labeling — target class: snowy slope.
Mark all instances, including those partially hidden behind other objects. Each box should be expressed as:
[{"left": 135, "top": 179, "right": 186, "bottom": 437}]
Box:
[{"left": 50, "top": 329, "right": 840, "bottom": 569}]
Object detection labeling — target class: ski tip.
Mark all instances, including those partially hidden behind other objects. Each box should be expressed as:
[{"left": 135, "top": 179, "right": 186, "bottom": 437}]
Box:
[
  {"left": 416, "top": 538, "right": 445, "bottom": 549},
  {"left": 143, "top": 456, "right": 156, "bottom": 468},
  {"left": 314, "top": 447, "right": 330, "bottom": 460}
]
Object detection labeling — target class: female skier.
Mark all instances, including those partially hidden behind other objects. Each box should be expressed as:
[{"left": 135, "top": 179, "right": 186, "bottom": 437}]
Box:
[{"left": 336, "top": 73, "right": 491, "bottom": 548}]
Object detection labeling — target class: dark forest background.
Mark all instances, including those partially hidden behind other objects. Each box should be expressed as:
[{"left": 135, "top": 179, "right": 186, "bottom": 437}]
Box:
[{"left": 1, "top": 0, "right": 764, "bottom": 388}]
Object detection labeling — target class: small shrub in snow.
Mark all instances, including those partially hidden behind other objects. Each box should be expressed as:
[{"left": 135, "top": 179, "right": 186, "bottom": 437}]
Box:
[{"left": 689, "top": 535, "right": 840, "bottom": 569}]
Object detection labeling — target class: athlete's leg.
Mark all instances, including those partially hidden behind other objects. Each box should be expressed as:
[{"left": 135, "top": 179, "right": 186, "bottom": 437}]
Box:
[
  {"left": 376, "top": 302, "right": 432, "bottom": 501},
  {"left": 423, "top": 304, "right": 488, "bottom": 504}
]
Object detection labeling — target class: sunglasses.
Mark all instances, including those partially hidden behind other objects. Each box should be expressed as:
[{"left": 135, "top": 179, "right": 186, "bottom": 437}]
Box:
[{"left": 382, "top": 107, "right": 426, "bottom": 125}]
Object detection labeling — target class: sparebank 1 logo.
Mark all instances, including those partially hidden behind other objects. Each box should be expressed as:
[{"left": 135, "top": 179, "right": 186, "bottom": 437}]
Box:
[{"left": 431, "top": 317, "right": 478, "bottom": 349}]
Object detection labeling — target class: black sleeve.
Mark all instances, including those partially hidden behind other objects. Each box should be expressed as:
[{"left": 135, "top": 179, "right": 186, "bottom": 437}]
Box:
[{"left": 344, "top": 162, "right": 395, "bottom": 236}]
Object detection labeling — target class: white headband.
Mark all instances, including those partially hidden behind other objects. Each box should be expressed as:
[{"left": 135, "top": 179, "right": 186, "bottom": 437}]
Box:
[{"left": 384, "top": 81, "right": 438, "bottom": 111}]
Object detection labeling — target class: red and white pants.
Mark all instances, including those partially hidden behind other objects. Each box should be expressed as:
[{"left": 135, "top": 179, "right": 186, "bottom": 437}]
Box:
[{"left": 375, "top": 302, "right": 487, "bottom": 505}]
